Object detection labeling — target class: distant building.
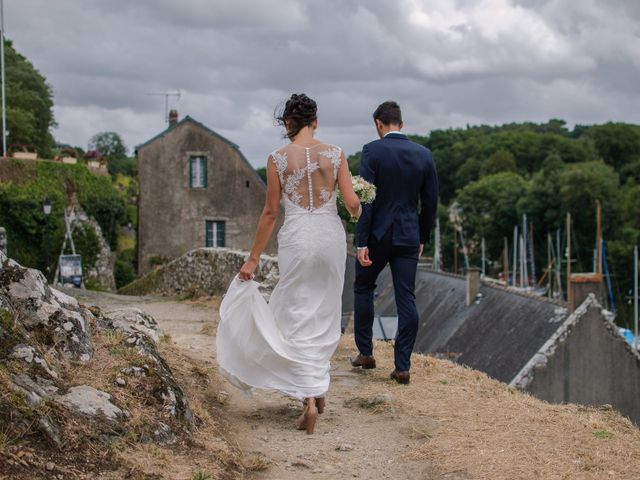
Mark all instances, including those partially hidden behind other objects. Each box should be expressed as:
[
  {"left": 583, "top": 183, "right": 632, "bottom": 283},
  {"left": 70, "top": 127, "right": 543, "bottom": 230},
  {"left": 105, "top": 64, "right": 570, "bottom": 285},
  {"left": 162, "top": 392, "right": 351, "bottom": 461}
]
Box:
[{"left": 136, "top": 111, "right": 271, "bottom": 275}]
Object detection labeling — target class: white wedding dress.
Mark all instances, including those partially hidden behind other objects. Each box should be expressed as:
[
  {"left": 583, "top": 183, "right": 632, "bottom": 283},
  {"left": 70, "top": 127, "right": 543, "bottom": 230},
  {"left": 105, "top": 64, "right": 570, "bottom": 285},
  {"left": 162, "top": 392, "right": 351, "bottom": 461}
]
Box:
[{"left": 217, "top": 142, "right": 347, "bottom": 400}]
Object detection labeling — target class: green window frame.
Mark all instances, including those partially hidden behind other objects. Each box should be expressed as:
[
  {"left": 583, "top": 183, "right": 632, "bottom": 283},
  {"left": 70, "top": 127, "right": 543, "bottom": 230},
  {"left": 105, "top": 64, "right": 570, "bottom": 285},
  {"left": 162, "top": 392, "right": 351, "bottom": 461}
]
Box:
[
  {"left": 189, "top": 156, "right": 208, "bottom": 188},
  {"left": 205, "top": 220, "right": 225, "bottom": 247}
]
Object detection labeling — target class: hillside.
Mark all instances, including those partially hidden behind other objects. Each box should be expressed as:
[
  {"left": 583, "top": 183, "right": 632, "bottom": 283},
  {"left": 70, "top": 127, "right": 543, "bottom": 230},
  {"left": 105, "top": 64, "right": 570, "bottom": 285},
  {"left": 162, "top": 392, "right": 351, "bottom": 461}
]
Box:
[
  {"left": 0, "top": 158, "right": 135, "bottom": 289},
  {"left": 68, "top": 288, "right": 640, "bottom": 480}
]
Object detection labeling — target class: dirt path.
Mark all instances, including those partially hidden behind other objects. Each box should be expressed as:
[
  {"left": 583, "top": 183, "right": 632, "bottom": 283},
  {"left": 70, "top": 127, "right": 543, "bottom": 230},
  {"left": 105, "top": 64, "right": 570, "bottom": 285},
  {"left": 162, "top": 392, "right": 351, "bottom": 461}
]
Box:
[{"left": 69, "top": 290, "right": 445, "bottom": 479}]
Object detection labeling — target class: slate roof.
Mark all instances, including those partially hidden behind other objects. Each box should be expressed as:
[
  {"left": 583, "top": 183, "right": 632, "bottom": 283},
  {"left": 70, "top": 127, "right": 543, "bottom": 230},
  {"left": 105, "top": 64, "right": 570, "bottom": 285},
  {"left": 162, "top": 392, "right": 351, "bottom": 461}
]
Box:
[
  {"left": 135, "top": 115, "right": 265, "bottom": 185},
  {"left": 342, "top": 262, "right": 569, "bottom": 383}
]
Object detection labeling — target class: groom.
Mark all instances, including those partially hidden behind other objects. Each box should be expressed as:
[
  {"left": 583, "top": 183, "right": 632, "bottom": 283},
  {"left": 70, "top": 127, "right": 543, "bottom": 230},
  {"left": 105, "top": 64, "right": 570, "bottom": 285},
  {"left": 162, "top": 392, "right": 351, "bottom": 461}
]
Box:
[{"left": 351, "top": 101, "right": 439, "bottom": 384}]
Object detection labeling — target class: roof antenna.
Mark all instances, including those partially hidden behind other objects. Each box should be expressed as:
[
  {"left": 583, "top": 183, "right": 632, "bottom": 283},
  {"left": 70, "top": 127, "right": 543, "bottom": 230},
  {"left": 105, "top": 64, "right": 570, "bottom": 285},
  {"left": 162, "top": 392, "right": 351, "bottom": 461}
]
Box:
[{"left": 146, "top": 90, "right": 181, "bottom": 124}]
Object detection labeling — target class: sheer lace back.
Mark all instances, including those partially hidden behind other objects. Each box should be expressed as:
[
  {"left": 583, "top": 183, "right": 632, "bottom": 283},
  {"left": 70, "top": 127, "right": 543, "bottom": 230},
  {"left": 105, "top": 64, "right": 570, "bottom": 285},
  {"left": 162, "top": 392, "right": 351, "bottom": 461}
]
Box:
[{"left": 271, "top": 143, "right": 342, "bottom": 212}]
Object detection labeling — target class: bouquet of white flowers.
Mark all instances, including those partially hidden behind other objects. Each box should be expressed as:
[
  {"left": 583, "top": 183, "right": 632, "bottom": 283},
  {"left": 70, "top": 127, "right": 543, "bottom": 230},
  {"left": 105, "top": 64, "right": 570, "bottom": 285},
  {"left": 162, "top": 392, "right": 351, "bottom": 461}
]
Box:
[{"left": 338, "top": 175, "right": 376, "bottom": 222}]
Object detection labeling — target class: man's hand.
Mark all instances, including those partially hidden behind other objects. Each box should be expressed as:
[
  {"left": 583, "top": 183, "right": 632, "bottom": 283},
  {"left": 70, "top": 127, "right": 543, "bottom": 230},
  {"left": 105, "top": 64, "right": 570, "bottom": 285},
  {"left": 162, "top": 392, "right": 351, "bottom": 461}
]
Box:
[
  {"left": 239, "top": 258, "right": 258, "bottom": 281},
  {"left": 419, "top": 243, "right": 424, "bottom": 258},
  {"left": 357, "top": 247, "right": 372, "bottom": 267}
]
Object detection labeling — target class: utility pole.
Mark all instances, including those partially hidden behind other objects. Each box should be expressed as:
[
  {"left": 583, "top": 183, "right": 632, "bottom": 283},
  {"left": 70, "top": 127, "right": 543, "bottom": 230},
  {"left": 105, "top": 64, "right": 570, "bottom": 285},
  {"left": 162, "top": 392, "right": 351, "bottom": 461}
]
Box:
[
  {"left": 634, "top": 245, "right": 638, "bottom": 348},
  {"left": 596, "top": 200, "right": 602, "bottom": 274},
  {"left": 453, "top": 224, "right": 458, "bottom": 274},
  {"left": 433, "top": 219, "right": 441, "bottom": 271},
  {"left": 512, "top": 225, "right": 518, "bottom": 286},
  {"left": 520, "top": 234, "right": 525, "bottom": 289},
  {"left": 1, "top": 0, "right": 7, "bottom": 158},
  {"left": 566, "top": 213, "right": 572, "bottom": 307},
  {"left": 555, "top": 229, "right": 563, "bottom": 300},
  {"left": 503, "top": 236, "right": 509, "bottom": 283},
  {"left": 547, "top": 233, "right": 552, "bottom": 299},
  {"left": 481, "top": 236, "right": 486, "bottom": 278},
  {"left": 522, "top": 214, "right": 528, "bottom": 287}
]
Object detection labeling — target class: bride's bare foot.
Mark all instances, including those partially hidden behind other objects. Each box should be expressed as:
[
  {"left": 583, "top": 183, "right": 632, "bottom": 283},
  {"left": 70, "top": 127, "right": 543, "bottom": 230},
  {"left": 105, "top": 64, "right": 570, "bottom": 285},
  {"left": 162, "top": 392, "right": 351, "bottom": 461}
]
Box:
[{"left": 296, "top": 398, "right": 318, "bottom": 434}]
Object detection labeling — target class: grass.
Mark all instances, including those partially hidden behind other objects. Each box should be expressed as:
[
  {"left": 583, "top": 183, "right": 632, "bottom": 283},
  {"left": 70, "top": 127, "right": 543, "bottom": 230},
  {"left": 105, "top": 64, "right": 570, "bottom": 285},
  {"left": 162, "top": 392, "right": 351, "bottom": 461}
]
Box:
[
  {"left": 338, "top": 336, "right": 640, "bottom": 480},
  {"left": 191, "top": 470, "right": 213, "bottom": 480},
  {"left": 159, "top": 333, "right": 172, "bottom": 344}
]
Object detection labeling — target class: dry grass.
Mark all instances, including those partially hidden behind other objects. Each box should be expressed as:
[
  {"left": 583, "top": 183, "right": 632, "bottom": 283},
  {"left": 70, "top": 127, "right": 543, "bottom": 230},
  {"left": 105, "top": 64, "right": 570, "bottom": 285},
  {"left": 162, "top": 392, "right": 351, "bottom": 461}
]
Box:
[
  {"left": 200, "top": 322, "right": 216, "bottom": 336},
  {"left": 342, "top": 336, "right": 640, "bottom": 479},
  {"left": 58, "top": 329, "right": 244, "bottom": 479}
]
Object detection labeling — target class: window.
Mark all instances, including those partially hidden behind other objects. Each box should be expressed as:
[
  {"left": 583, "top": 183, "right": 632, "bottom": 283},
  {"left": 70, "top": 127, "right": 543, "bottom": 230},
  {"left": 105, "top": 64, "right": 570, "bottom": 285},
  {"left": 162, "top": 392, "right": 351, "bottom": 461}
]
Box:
[
  {"left": 205, "top": 221, "right": 225, "bottom": 247},
  {"left": 189, "top": 156, "right": 208, "bottom": 188}
]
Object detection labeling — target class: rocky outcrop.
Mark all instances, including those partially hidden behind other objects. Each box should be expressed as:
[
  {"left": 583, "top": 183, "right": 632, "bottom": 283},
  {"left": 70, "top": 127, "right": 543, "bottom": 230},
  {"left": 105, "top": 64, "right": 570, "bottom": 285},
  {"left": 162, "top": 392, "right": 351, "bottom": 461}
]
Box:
[
  {"left": 0, "top": 252, "right": 195, "bottom": 477},
  {"left": 66, "top": 202, "right": 116, "bottom": 291},
  {"left": 119, "top": 247, "right": 279, "bottom": 298}
]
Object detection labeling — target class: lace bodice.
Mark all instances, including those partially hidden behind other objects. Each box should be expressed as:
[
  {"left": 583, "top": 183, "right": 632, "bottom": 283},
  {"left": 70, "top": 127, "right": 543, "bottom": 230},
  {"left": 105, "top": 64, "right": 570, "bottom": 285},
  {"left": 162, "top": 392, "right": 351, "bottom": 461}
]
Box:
[{"left": 271, "top": 143, "right": 342, "bottom": 212}]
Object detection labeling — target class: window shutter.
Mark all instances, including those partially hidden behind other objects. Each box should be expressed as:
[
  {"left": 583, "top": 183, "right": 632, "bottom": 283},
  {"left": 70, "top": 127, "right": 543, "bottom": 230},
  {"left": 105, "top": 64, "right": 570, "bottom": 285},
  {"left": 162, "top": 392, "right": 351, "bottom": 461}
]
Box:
[
  {"left": 216, "top": 221, "right": 225, "bottom": 247},
  {"left": 189, "top": 158, "right": 193, "bottom": 188}
]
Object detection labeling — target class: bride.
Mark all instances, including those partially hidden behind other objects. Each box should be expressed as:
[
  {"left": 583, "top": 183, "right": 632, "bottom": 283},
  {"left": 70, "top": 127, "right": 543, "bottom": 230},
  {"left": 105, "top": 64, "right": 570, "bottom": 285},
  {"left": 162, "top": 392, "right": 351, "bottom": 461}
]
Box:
[{"left": 216, "top": 93, "right": 361, "bottom": 434}]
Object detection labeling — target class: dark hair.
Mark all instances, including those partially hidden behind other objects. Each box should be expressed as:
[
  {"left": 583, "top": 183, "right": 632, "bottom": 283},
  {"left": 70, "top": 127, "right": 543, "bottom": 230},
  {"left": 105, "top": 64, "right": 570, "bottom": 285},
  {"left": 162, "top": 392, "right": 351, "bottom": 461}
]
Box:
[
  {"left": 373, "top": 101, "right": 402, "bottom": 126},
  {"left": 276, "top": 93, "right": 317, "bottom": 140}
]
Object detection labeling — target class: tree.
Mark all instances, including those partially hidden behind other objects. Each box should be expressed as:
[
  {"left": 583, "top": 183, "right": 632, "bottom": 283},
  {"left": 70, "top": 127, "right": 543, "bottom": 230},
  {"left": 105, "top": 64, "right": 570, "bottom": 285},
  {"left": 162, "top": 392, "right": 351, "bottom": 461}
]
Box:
[
  {"left": 558, "top": 161, "right": 620, "bottom": 272},
  {"left": 518, "top": 153, "right": 565, "bottom": 231},
  {"left": 456, "top": 172, "right": 528, "bottom": 260},
  {"left": 4, "top": 38, "right": 55, "bottom": 157},
  {"left": 88, "top": 131, "right": 128, "bottom": 159},
  {"left": 587, "top": 123, "right": 640, "bottom": 171},
  {"left": 480, "top": 149, "right": 516, "bottom": 177}
]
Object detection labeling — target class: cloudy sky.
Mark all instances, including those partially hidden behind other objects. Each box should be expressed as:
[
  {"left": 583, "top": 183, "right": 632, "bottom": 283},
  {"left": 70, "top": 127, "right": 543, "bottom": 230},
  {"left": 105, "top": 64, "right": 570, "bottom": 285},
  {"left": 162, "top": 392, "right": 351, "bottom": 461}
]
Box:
[{"left": 7, "top": 0, "right": 640, "bottom": 166}]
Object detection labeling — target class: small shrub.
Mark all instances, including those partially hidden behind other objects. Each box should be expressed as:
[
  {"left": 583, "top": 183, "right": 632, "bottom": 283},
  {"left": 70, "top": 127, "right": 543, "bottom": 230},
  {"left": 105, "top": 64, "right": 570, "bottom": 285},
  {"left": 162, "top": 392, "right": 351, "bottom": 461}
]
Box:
[{"left": 191, "top": 470, "right": 212, "bottom": 480}]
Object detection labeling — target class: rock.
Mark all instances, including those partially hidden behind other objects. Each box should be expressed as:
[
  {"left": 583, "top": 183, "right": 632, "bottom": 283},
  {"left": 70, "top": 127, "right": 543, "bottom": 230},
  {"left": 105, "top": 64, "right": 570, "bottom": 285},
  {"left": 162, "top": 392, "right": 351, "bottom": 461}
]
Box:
[
  {"left": 216, "top": 391, "right": 230, "bottom": 405},
  {"left": 0, "top": 260, "right": 94, "bottom": 362},
  {"left": 118, "top": 247, "right": 279, "bottom": 299},
  {"left": 153, "top": 422, "right": 176, "bottom": 445},
  {"left": 121, "top": 366, "right": 147, "bottom": 377},
  {"left": 364, "top": 394, "right": 395, "bottom": 408},
  {"left": 46, "top": 461, "right": 55, "bottom": 471},
  {"left": 106, "top": 308, "right": 162, "bottom": 343},
  {"left": 115, "top": 377, "right": 126, "bottom": 387},
  {"left": 55, "top": 385, "right": 125, "bottom": 421},
  {"left": 336, "top": 443, "right": 354, "bottom": 452},
  {"left": 65, "top": 200, "right": 116, "bottom": 291},
  {"left": 10, "top": 345, "right": 58, "bottom": 379}
]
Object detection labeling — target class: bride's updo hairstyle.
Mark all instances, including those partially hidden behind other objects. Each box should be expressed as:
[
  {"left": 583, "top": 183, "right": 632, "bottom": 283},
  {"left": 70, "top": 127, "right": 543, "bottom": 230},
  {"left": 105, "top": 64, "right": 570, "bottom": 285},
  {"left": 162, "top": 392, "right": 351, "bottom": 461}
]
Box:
[{"left": 276, "top": 93, "right": 317, "bottom": 140}]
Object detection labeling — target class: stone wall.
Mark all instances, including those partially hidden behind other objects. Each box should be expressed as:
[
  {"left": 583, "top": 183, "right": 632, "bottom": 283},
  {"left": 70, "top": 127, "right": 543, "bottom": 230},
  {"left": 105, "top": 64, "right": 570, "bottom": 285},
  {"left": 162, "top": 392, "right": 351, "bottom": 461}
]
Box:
[
  {"left": 137, "top": 117, "right": 278, "bottom": 275},
  {"left": 119, "top": 247, "right": 279, "bottom": 298},
  {"left": 513, "top": 295, "right": 640, "bottom": 425}
]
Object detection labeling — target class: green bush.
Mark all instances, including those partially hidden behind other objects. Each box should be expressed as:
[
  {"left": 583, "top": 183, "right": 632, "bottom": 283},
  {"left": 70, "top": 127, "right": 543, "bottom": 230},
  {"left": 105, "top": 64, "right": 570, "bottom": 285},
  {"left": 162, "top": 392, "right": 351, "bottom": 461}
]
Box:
[
  {"left": 115, "top": 248, "right": 136, "bottom": 289},
  {"left": 70, "top": 224, "right": 100, "bottom": 270},
  {"left": 0, "top": 160, "right": 127, "bottom": 272}
]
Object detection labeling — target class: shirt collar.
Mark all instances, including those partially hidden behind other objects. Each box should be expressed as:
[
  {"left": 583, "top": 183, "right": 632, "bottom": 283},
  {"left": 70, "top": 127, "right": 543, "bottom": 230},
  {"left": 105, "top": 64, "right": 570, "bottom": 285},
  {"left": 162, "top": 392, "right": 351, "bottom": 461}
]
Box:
[{"left": 384, "top": 131, "right": 404, "bottom": 137}]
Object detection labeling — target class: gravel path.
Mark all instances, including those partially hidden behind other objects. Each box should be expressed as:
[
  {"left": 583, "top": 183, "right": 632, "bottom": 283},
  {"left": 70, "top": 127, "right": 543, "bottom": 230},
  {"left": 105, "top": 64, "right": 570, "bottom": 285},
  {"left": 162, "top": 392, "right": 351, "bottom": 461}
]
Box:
[{"left": 68, "top": 289, "right": 446, "bottom": 479}]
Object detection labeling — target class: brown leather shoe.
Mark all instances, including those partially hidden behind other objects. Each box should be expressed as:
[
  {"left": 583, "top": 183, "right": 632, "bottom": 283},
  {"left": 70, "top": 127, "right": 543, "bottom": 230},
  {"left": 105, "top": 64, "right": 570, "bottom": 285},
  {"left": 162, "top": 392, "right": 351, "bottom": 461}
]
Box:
[
  {"left": 350, "top": 353, "right": 376, "bottom": 369},
  {"left": 390, "top": 370, "right": 410, "bottom": 385}
]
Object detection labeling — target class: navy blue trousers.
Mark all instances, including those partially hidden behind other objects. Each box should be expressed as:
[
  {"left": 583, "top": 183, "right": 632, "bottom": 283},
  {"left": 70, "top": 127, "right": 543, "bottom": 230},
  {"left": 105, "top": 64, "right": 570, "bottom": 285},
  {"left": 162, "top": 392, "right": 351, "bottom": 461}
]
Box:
[{"left": 353, "top": 229, "right": 420, "bottom": 372}]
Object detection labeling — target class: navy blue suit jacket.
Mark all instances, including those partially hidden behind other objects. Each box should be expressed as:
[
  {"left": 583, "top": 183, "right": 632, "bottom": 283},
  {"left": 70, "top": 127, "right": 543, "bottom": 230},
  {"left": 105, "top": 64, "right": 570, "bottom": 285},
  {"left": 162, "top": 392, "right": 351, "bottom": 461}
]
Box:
[{"left": 355, "top": 133, "right": 438, "bottom": 248}]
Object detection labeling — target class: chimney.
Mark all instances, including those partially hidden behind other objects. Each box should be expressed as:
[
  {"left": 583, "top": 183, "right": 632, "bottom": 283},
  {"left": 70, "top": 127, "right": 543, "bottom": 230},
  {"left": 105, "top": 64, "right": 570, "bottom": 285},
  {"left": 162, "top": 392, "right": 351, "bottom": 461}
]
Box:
[
  {"left": 168, "top": 109, "right": 178, "bottom": 127},
  {"left": 466, "top": 267, "right": 481, "bottom": 306}
]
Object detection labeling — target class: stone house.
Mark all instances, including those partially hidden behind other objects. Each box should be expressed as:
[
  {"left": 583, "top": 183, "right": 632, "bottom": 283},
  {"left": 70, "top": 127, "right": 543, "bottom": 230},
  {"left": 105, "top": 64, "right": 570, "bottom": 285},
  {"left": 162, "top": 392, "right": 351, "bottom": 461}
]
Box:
[{"left": 136, "top": 111, "right": 271, "bottom": 275}]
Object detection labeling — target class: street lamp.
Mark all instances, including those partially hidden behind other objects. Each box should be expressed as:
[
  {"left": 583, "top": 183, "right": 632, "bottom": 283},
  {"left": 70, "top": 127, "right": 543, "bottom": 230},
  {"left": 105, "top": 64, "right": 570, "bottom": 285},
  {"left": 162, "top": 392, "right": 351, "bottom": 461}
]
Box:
[
  {"left": 43, "top": 198, "right": 52, "bottom": 281},
  {"left": 43, "top": 198, "right": 52, "bottom": 216}
]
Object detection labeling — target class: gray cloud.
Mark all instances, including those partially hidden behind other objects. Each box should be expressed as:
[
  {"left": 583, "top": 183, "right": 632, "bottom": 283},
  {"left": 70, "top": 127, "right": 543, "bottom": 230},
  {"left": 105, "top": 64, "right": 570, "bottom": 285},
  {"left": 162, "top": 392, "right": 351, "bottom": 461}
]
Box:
[{"left": 6, "top": 0, "right": 640, "bottom": 164}]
